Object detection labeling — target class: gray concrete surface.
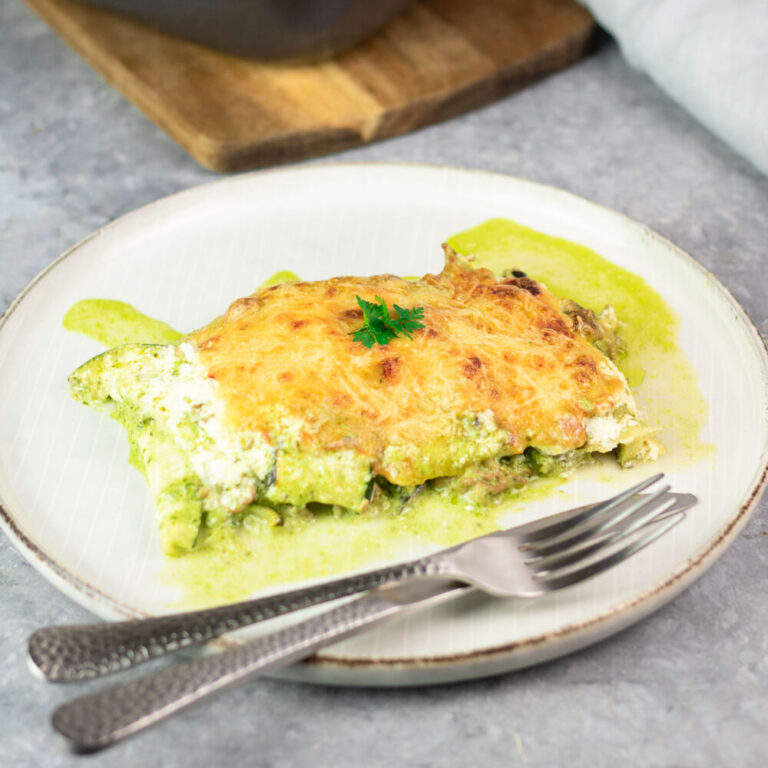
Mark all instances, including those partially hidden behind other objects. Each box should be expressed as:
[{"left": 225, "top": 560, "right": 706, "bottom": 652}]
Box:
[{"left": 2, "top": 2, "right": 767, "bottom": 766}]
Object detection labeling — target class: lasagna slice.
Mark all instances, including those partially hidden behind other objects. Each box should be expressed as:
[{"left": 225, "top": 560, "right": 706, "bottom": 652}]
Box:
[{"left": 70, "top": 246, "right": 659, "bottom": 555}]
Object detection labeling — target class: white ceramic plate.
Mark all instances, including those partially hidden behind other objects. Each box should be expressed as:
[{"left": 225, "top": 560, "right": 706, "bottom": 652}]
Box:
[{"left": 1, "top": 164, "right": 767, "bottom": 686}]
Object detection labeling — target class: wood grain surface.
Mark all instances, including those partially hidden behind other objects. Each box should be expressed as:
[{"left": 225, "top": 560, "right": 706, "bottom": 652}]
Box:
[{"left": 24, "top": 0, "right": 594, "bottom": 171}]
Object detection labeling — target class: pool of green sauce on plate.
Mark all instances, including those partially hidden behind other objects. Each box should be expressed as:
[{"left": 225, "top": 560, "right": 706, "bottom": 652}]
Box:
[
  {"left": 257, "top": 270, "right": 299, "bottom": 290},
  {"left": 449, "top": 218, "right": 711, "bottom": 466},
  {"left": 63, "top": 221, "right": 712, "bottom": 608},
  {"left": 167, "top": 477, "right": 564, "bottom": 607},
  {"left": 63, "top": 299, "right": 182, "bottom": 347}
]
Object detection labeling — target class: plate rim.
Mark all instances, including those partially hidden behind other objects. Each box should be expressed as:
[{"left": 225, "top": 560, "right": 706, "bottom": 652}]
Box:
[{"left": 2, "top": 161, "right": 767, "bottom": 681}]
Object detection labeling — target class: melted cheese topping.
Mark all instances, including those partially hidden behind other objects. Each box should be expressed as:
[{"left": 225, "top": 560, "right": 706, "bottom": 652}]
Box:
[{"left": 191, "top": 249, "right": 633, "bottom": 485}]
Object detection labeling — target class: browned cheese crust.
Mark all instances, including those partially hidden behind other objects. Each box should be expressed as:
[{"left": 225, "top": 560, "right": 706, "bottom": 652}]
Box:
[{"left": 191, "top": 248, "right": 630, "bottom": 485}]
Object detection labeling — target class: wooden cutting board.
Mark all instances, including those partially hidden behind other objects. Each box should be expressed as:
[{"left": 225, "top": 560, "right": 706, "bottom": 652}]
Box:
[{"left": 25, "top": 0, "right": 594, "bottom": 172}]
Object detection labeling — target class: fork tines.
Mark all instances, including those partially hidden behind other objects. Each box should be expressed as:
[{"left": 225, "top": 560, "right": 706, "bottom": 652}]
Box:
[
  {"left": 518, "top": 473, "right": 665, "bottom": 545},
  {"left": 534, "top": 510, "right": 686, "bottom": 591},
  {"left": 517, "top": 474, "right": 695, "bottom": 592}
]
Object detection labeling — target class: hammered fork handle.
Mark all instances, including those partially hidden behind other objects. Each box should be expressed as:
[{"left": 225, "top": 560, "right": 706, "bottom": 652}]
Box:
[
  {"left": 29, "top": 555, "right": 445, "bottom": 682},
  {"left": 52, "top": 579, "right": 468, "bottom": 753}
]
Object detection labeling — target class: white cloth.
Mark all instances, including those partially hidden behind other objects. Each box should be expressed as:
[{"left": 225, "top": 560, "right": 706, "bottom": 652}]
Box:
[{"left": 582, "top": 0, "right": 768, "bottom": 176}]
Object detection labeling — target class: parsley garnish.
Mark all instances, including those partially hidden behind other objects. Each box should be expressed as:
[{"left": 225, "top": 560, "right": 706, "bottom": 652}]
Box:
[{"left": 350, "top": 295, "right": 425, "bottom": 348}]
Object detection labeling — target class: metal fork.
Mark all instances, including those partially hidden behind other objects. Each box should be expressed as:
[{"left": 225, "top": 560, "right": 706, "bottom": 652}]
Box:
[
  {"left": 30, "top": 474, "right": 692, "bottom": 685},
  {"left": 31, "top": 474, "right": 693, "bottom": 684},
  {"left": 44, "top": 474, "right": 694, "bottom": 752}
]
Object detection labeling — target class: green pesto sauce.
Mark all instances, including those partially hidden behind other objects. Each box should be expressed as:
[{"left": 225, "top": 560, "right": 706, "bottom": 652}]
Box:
[
  {"left": 63, "top": 223, "right": 712, "bottom": 608},
  {"left": 161, "top": 478, "right": 564, "bottom": 607},
  {"left": 448, "top": 218, "right": 712, "bottom": 466},
  {"left": 257, "top": 270, "right": 299, "bottom": 290},
  {"left": 63, "top": 299, "right": 182, "bottom": 347}
]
